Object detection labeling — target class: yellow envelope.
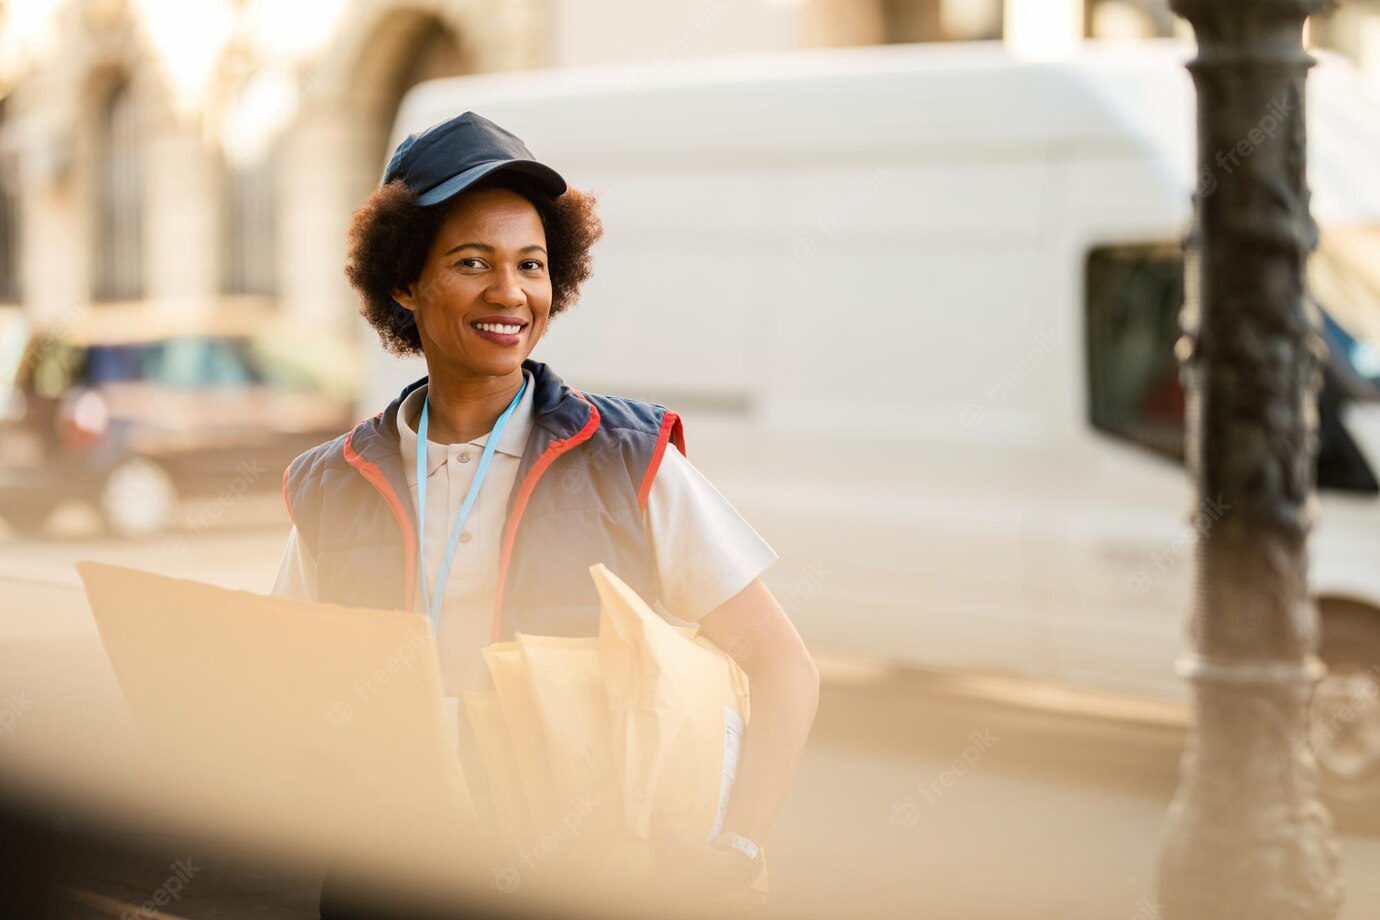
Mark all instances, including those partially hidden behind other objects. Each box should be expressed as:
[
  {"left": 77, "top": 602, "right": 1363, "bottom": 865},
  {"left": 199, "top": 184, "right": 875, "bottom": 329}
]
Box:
[
  {"left": 481, "top": 642, "right": 561, "bottom": 833},
  {"left": 516, "top": 635, "right": 618, "bottom": 803},
  {"left": 469, "top": 566, "right": 766, "bottom": 895},
  {"left": 460, "top": 690, "right": 532, "bottom": 847},
  {"left": 591, "top": 563, "right": 751, "bottom": 844}
]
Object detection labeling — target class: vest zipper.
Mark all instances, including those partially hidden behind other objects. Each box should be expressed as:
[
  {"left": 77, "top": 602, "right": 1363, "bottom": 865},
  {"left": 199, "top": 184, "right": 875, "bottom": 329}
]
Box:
[{"left": 491, "top": 389, "right": 601, "bottom": 642}]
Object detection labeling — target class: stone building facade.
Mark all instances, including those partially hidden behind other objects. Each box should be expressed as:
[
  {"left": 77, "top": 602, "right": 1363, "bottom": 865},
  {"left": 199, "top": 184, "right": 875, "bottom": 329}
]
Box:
[
  {"left": 0, "top": 0, "right": 543, "bottom": 337},
  {"left": 0, "top": 0, "right": 1374, "bottom": 348}
]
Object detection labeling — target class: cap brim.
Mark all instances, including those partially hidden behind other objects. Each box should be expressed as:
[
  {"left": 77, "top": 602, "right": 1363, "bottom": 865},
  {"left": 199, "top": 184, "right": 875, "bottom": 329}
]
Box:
[{"left": 416, "top": 159, "right": 567, "bottom": 206}]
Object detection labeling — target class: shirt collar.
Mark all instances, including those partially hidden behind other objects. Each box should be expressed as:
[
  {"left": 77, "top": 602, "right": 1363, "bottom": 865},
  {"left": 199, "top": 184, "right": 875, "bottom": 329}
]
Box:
[{"left": 397, "top": 370, "right": 535, "bottom": 482}]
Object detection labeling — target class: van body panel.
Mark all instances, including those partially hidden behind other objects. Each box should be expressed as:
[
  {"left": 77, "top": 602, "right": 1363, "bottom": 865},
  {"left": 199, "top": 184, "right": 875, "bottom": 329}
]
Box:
[{"left": 368, "top": 40, "right": 1380, "bottom": 701}]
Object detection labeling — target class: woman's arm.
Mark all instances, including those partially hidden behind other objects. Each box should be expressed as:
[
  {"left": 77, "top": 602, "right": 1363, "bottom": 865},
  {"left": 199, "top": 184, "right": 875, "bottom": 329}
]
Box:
[
  {"left": 637, "top": 443, "right": 817, "bottom": 891},
  {"left": 649, "top": 575, "right": 819, "bottom": 897},
  {"left": 697, "top": 576, "right": 820, "bottom": 849}
]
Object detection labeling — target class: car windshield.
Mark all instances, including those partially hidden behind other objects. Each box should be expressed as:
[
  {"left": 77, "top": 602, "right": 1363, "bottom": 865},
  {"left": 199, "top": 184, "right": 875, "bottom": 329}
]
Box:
[
  {"left": 1310, "top": 227, "right": 1380, "bottom": 389},
  {"left": 23, "top": 335, "right": 267, "bottom": 396},
  {"left": 145, "top": 337, "right": 262, "bottom": 389}
]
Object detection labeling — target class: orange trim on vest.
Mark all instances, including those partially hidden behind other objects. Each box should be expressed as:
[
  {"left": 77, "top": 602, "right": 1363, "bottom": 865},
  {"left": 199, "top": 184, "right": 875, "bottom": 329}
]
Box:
[
  {"left": 491, "top": 388, "right": 602, "bottom": 643},
  {"left": 637, "top": 410, "right": 686, "bottom": 513},
  {"left": 343, "top": 427, "right": 418, "bottom": 612}
]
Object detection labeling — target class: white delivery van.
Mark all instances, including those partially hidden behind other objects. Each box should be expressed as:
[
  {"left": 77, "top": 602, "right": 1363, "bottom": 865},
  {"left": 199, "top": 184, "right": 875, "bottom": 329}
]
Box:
[{"left": 377, "top": 40, "right": 1380, "bottom": 797}]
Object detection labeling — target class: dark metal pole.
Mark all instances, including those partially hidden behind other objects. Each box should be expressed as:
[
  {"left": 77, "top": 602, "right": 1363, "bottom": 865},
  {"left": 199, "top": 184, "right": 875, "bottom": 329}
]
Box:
[{"left": 1155, "top": 0, "right": 1344, "bottom": 917}]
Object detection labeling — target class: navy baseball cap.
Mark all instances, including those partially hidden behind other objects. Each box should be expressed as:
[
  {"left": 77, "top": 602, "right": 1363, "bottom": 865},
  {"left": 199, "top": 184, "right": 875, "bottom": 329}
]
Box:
[{"left": 381, "top": 111, "right": 567, "bottom": 206}]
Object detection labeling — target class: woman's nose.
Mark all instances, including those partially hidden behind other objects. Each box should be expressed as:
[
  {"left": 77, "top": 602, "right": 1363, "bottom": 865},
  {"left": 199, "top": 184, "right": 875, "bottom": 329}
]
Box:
[{"left": 485, "top": 266, "right": 526, "bottom": 307}]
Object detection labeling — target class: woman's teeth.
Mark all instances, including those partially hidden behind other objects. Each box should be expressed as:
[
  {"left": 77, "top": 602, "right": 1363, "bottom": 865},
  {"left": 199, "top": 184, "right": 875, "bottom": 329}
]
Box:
[{"left": 473, "top": 322, "right": 523, "bottom": 334}]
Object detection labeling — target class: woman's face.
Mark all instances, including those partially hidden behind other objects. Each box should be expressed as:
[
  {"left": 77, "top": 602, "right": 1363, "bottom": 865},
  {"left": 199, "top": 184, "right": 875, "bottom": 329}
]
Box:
[{"left": 394, "top": 186, "right": 552, "bottom": 380}]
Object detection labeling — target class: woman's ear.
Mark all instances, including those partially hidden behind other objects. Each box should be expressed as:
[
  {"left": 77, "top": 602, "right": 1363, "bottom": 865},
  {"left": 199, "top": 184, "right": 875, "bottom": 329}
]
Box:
[{"left": 392, "top": 284, "right": 418, "bottom": 313}]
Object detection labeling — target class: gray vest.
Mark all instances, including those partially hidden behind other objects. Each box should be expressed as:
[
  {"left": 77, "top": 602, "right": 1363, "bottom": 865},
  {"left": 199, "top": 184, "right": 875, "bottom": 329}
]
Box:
[{"left": 282, "top": 359, "right": 686, "bottom": 641}]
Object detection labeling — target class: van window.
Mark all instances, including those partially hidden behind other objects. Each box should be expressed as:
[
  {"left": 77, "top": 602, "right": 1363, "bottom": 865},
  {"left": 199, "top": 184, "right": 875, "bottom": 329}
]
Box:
[
  {"left": 1084, "top": 244, "right": 1187, "bottom": 462},
  {"left": 1311, "top": 227, "right": 1380, "bottom": 389},
  {"left": 1085, "top": 243, "right": 1378, "bottom": 494}
]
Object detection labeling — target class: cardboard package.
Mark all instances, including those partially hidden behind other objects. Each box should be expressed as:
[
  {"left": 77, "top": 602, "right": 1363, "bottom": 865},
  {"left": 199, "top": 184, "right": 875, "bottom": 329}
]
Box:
[{"left": 74, "top": 561, "right": 476, "bottom": 865}]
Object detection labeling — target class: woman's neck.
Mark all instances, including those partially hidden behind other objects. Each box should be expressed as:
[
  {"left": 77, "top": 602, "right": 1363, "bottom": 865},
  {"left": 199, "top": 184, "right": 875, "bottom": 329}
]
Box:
[{"left": 417, "top": 364, "right": 525, "bottom": 446}]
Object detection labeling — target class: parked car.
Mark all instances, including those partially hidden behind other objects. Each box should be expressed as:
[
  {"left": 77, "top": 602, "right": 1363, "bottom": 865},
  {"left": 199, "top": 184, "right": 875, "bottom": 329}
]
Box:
[
  {"left": 374, "top": 40, "right": 1380, "bottom": 805},
  {"left": 0, "top": 306, "right": 356, "bottom": 537}
]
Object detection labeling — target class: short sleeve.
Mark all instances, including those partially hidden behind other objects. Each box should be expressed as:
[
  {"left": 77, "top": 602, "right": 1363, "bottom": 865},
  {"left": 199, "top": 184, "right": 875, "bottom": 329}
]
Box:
[
  {"left": 643, "top": 444, "right": 779, "bottom": 622},
  {"left": 272, "top": 525, "right": 318, "bottom": 601}
]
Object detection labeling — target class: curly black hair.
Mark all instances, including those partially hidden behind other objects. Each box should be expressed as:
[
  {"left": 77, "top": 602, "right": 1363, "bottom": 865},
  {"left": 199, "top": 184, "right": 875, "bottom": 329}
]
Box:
[{"left": 345, "top": 172, "right": 603, "bottom": 356}]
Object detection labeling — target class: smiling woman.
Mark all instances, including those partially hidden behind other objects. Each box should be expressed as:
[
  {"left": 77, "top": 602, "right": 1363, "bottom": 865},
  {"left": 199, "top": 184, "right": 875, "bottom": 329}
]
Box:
[
  {"left": 343, "top": 168, "right": 602, "bottom": 361},
  {"left": 273, "top": 111, "right": 818, "bottom": 918}
]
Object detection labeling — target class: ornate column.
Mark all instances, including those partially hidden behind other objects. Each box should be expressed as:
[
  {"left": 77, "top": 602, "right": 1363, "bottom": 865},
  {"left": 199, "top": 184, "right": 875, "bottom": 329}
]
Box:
[{"left": 1154, "top": 0, "right": 1343, "bottom": 917}]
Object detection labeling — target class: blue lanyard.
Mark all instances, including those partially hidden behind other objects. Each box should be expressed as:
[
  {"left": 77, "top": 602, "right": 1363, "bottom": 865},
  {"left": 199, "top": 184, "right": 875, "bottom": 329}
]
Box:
[{"left": 415, "top": 376, "right": 527, "bottom": 632}]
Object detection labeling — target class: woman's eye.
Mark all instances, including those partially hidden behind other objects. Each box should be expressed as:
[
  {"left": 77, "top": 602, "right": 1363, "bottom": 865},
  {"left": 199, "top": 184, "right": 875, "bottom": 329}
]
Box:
[
  {"left": 456, "top": 258, "right": 485, "bottom": 269},
  {"left": 521, "top": 260, "right": 545, "bottom": 271}
]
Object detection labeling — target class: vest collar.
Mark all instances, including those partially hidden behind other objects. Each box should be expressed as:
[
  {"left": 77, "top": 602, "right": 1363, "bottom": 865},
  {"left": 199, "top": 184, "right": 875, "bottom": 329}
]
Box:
[
  {"left": 340, "top": 357, "right": 602, "bottom": 633},
  {"left": 347, "top": 358, "right": 594, "bottom": 472}
]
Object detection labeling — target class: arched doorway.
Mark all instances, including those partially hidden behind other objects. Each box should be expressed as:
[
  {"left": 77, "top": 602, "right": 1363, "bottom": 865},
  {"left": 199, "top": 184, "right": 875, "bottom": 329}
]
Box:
[
  {"left": 347, "top": 10, "right": 468, "bottom": 200},
  {"left": 274, "top": 6, "right": 475, "bottom": 351}
]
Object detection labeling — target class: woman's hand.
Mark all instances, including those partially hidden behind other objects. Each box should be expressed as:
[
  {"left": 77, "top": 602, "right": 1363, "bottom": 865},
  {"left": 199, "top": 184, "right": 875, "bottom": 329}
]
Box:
[{"left": 649, "top": 816, "right": 759, "bottom": 902}]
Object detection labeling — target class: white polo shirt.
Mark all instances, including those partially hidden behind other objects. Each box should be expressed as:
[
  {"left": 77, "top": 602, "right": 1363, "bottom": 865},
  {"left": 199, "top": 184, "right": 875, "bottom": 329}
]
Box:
[{"left": 272, "top": 368, "right": 779, "bottom": 695}]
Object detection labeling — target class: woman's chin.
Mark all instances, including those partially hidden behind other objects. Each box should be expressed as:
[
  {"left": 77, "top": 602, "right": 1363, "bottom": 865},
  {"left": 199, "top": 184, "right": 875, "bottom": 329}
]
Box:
[
  {"left": 429, "top": 333, "right": 536, "bottom": 378},
  {"left": 449, "top": 350, "right": 528, "bottom": 379}
]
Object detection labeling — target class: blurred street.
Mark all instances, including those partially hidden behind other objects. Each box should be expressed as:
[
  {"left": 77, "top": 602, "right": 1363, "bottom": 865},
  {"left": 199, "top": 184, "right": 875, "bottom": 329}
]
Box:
[{"left": 4, "top": 518, "right": 1380, "bottom": 919}]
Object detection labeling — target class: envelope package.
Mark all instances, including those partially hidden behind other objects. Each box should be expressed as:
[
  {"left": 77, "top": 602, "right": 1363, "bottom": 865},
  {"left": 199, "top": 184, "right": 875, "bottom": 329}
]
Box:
[{"left": 461, "top": 563, "right": 767, "bottom": 894}]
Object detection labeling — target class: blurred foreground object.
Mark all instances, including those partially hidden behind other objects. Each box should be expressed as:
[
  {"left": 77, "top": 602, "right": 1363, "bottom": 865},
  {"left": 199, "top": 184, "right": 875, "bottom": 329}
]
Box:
[
  {"left": 75, "top": 562, "right": 475, "bottom": 841},
  {"left": 1155, "top": 0, "right": 1344, "bottom": 916}
]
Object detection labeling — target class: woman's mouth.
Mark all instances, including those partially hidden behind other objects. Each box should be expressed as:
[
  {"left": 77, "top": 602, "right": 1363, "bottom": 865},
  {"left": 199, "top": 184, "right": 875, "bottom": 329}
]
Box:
[{"left": 469, "top": 320, "right": 527, "bottom": 346}]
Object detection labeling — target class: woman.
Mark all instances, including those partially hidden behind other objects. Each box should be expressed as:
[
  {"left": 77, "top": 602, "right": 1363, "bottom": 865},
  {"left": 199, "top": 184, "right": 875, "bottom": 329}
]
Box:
[{"left": 273, "top": 111, "right": 819, "bottom": 914}]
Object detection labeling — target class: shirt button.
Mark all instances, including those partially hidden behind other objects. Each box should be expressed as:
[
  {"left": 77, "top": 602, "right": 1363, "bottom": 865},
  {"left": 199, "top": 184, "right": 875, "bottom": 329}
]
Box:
[
  {"left": 459, "top": 531, "right": 472, "bottom": 544},
  {"left": 458, "top": 453, "right": 471, "bottom": 463}
]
